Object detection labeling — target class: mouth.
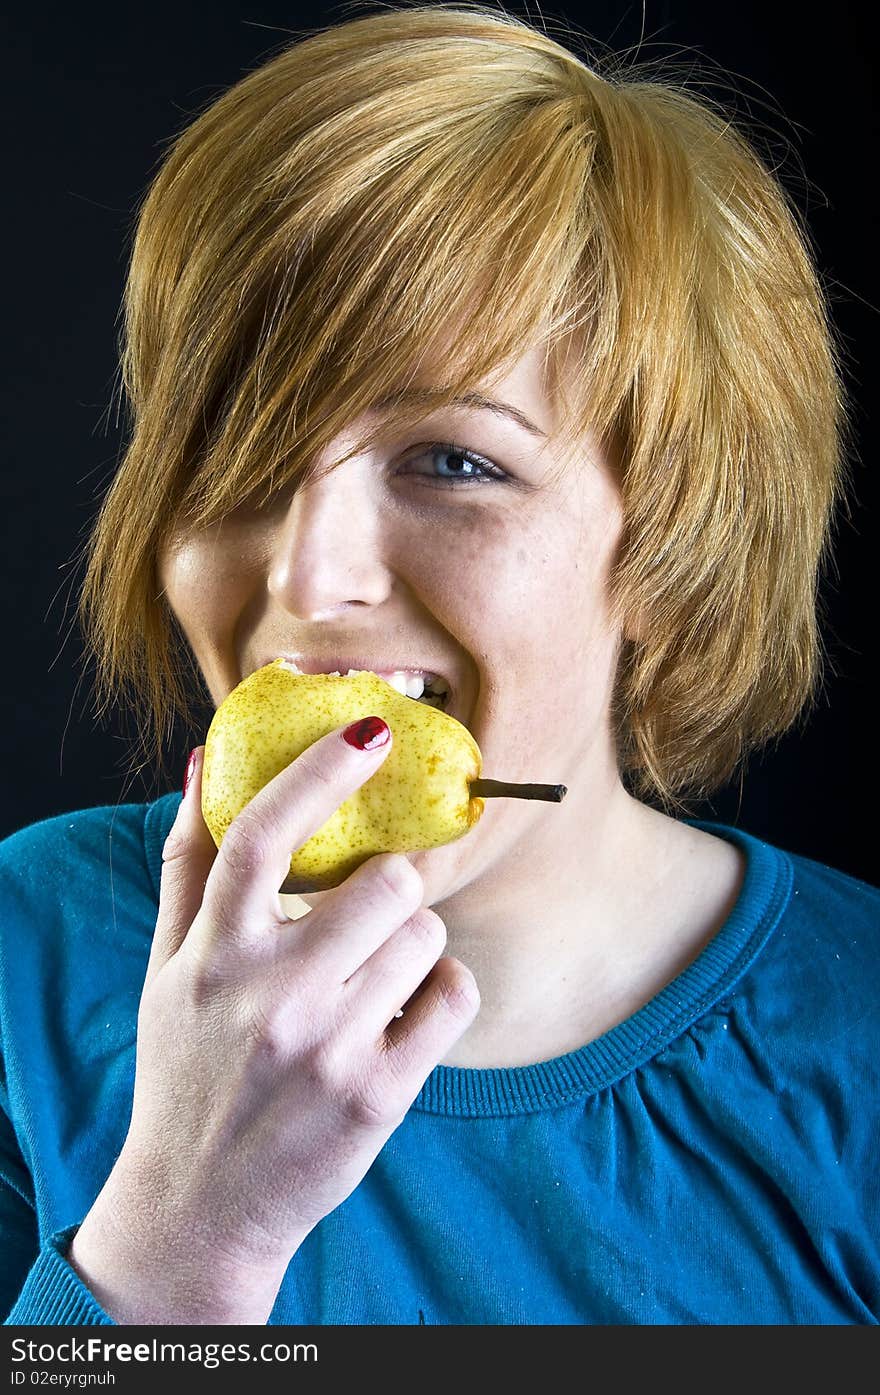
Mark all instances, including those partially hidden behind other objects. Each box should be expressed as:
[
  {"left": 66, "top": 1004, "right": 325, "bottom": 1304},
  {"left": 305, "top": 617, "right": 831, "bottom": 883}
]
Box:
[{"left": 271, "top": 657, "right": 453, "bottom": 715}]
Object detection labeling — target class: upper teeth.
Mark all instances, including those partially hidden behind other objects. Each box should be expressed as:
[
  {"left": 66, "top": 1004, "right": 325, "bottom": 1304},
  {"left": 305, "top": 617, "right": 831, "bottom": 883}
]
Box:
[
  {"left": 382, "top": 672, "right": 450, "bottom": 700},
  {"left": 278, "top": 659, "right": 449, "bottom": 702}
]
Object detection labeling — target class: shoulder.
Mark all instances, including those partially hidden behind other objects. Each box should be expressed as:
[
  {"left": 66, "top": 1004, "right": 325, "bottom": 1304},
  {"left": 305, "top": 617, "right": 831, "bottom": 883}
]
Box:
[
  {"left": 0, "top": 794, "right": 180, "bottom": 971},
  {"left": 1, "top": 799, "right": 142, "bottom": 863},
  {"left": 766, "top": 836, "right": 880, "bottom": 975},
  {"left": 0, "top": 794, "right": 182, "bottom": 1103},
  {"left": 778, "top": 843, "right": 880, "bottom": 1022},
  {"left": 0, "top": 792, "right": 182, "bottom": 876},
  {"left": 699, "top": 821, "right": 880, "bottom": 1058},
  {"left": 785, "top": 843, "right": 880, "bottom": 930},
  {"left": 0, "top": 801, "right": 148, "bottom": 904},
  {"left": 693, "top": 817, "right": 879, "bottom": 951}
]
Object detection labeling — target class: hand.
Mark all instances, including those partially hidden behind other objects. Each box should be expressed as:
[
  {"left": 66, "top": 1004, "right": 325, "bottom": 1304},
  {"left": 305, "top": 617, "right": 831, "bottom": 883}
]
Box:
[{"left": 68, "top": 723, "right": 480, "bottom": 1324}]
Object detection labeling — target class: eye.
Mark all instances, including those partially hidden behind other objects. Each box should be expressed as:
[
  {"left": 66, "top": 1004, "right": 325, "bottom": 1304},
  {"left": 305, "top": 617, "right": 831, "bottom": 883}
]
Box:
[{"left": 399, "top": 441, "right": 510, "bottom": 487}]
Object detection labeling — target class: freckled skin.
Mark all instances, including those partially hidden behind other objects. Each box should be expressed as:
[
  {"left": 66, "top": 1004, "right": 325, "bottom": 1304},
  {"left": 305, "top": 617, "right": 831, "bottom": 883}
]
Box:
[
  {"left": 155, "top": 344, "right": 747, "bottom": 1070},
  {"left": 202, "top": 661, "right": 484, "bottom": 889},
  {"left": 157, "top": 343, "right": 627, "bottom": 921}
]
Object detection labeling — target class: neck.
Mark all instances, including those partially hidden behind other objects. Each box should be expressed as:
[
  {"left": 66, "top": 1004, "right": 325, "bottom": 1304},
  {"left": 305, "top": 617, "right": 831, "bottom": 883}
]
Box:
[
  {"left": 283, "top": 772, "right": 745, "bottom": 1071},
  {"left": 423, "top": 771, "right": 744, "bottom": 1068}
]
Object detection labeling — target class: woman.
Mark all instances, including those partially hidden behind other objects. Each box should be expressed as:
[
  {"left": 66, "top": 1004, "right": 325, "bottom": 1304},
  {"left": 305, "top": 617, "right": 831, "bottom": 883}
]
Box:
[{"left": 2, "top": 2, "right": 877, "bottom": 1325}]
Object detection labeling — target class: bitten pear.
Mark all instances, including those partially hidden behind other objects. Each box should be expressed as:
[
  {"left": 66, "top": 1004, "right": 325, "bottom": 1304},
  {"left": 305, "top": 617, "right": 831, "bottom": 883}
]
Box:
[{"left": 201, "top": 659, "right": 567, "bottom": 891}]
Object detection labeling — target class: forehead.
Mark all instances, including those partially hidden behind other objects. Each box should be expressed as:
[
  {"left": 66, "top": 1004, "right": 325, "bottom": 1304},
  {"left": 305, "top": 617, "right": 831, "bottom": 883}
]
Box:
[
  {"left": 468, "top": 344, "right": 554, "bottom": 422},
  {"left": 390, "top": 341, "right": 558, "bottom": 434}
]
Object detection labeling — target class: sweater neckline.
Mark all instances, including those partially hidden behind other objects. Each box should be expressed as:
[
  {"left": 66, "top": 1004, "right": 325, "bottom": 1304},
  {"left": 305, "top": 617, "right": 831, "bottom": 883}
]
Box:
[{"left": 144, "top": 795, "right": 792, "bottom": 1118}]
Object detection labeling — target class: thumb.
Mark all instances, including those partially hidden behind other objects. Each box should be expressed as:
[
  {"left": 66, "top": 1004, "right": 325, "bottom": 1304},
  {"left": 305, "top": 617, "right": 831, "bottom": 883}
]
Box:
[{"left": 145, "top": 745, "right": 216, "bottom": 988}]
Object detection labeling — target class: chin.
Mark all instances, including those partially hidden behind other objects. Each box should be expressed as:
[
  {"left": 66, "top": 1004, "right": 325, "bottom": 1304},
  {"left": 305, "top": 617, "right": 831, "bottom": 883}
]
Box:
[{"left": 404, "top": 839, "right": 484, "bottom": 905}]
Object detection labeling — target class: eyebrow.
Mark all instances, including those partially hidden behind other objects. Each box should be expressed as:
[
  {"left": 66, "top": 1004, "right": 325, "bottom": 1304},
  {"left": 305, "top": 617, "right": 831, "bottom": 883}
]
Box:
[{"left": 374, "top": 389, "right": 548, "bottom": 439}]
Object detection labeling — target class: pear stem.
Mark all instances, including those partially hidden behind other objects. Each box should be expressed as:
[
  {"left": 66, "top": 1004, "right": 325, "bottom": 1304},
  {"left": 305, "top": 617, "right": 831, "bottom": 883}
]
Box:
[{"left": 469, "top": 779, "right": 567, "bottom": 803}]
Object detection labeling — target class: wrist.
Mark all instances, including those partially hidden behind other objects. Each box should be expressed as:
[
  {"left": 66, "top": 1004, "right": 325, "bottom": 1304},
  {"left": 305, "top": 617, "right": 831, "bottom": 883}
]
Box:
[{"left": 68, "top": 1173, "right": 294, "bottom": 1325}]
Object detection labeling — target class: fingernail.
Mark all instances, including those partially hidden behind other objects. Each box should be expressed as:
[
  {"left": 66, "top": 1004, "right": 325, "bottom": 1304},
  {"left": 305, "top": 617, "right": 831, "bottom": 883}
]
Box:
[
  {"left": 182, "top": 748, "right": 198, "bottom": 797},
  {"left": 342, "top": 717, "right": 391, "bottom": 751}
]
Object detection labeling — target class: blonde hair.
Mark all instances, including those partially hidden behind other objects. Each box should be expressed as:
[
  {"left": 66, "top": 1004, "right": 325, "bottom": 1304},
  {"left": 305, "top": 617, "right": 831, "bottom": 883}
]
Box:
[{"left": 74, "top": 0, "right": 855, "bottom": 807}]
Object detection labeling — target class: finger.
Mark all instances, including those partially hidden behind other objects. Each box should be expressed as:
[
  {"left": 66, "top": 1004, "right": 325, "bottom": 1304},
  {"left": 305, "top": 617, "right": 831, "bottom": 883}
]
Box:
[
  {"left": 147, "top": 746, "right": 217, "bottom": 987},
  {"left": 379, "top": 957, "right": 480, "bottom": 1090},
  {"left": 199, "top": 719, "right": 393, "bottom": 944},
  {"left": 289, "top": 851, "right": 425, "bottom": 985},
  {"left": 341, "top": 907, "right": 448, "bottom": 1033}
]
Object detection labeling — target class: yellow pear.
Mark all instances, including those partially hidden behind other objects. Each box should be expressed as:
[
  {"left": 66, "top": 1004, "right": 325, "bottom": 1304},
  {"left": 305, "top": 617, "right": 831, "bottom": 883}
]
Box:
[
  {"left": 201, "top": 659, "right": 566, "bottom": 890},
  {"left": 201, "top": 660, "right": 481, "bottom": 889}
]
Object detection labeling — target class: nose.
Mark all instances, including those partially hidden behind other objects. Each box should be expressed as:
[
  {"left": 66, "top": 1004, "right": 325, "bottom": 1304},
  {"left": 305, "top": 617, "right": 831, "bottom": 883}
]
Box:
[{"left": 266, "top": 462, "right": 392, "bottom": 620}]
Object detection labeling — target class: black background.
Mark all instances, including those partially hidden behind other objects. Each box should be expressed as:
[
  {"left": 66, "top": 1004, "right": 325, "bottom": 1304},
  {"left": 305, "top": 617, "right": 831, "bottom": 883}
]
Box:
[{"left": 3, "top": 1, "right": 876, "bottom": 884}]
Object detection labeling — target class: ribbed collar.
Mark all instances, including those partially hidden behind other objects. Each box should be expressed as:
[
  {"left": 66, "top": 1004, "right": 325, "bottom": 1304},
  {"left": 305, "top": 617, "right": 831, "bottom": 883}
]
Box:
[{"left": 144, "top": 794, "right": 792, "bottom": 1119}]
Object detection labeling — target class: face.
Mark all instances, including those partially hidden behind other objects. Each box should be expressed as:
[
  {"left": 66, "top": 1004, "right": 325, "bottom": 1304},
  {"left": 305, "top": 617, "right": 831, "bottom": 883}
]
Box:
[{"left": 158, "top": 344, "right": 628, "bottom": 905}]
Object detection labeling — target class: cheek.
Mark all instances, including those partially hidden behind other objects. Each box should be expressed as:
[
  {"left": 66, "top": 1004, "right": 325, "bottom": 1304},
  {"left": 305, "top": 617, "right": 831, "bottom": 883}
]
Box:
[
  {"left": 159, "top": 538, "right": 251, "bottom": 650},
  {"left": 417, "top": 509, "right": 538, "bottom": 641},
  {"left": 427, "top": 502, "right": 614, "bottom": 653}
]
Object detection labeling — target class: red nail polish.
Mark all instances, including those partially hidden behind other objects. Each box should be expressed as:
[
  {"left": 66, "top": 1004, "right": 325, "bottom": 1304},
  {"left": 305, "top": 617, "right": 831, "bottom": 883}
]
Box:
[
  {"left": 183, "top": 748, "right": 198, "bottom": 797},
  {"left": 342, "top": 717, "right": 390, "bottom": 751}
]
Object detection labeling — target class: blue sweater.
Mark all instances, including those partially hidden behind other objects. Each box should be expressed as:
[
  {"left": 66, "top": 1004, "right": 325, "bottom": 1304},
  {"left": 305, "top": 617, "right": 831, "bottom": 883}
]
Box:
[{"left": 0, "top": 793, "right": 878, "bottom": 1325}]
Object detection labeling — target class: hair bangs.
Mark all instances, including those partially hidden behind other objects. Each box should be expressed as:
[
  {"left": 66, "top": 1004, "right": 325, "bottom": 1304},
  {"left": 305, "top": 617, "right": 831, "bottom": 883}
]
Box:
[
  {"left": 163, "top": 86, "right": 603, "bottom": 531},
  {"left": 74, "top": 2, "right": 854, "bottom": 802}
]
